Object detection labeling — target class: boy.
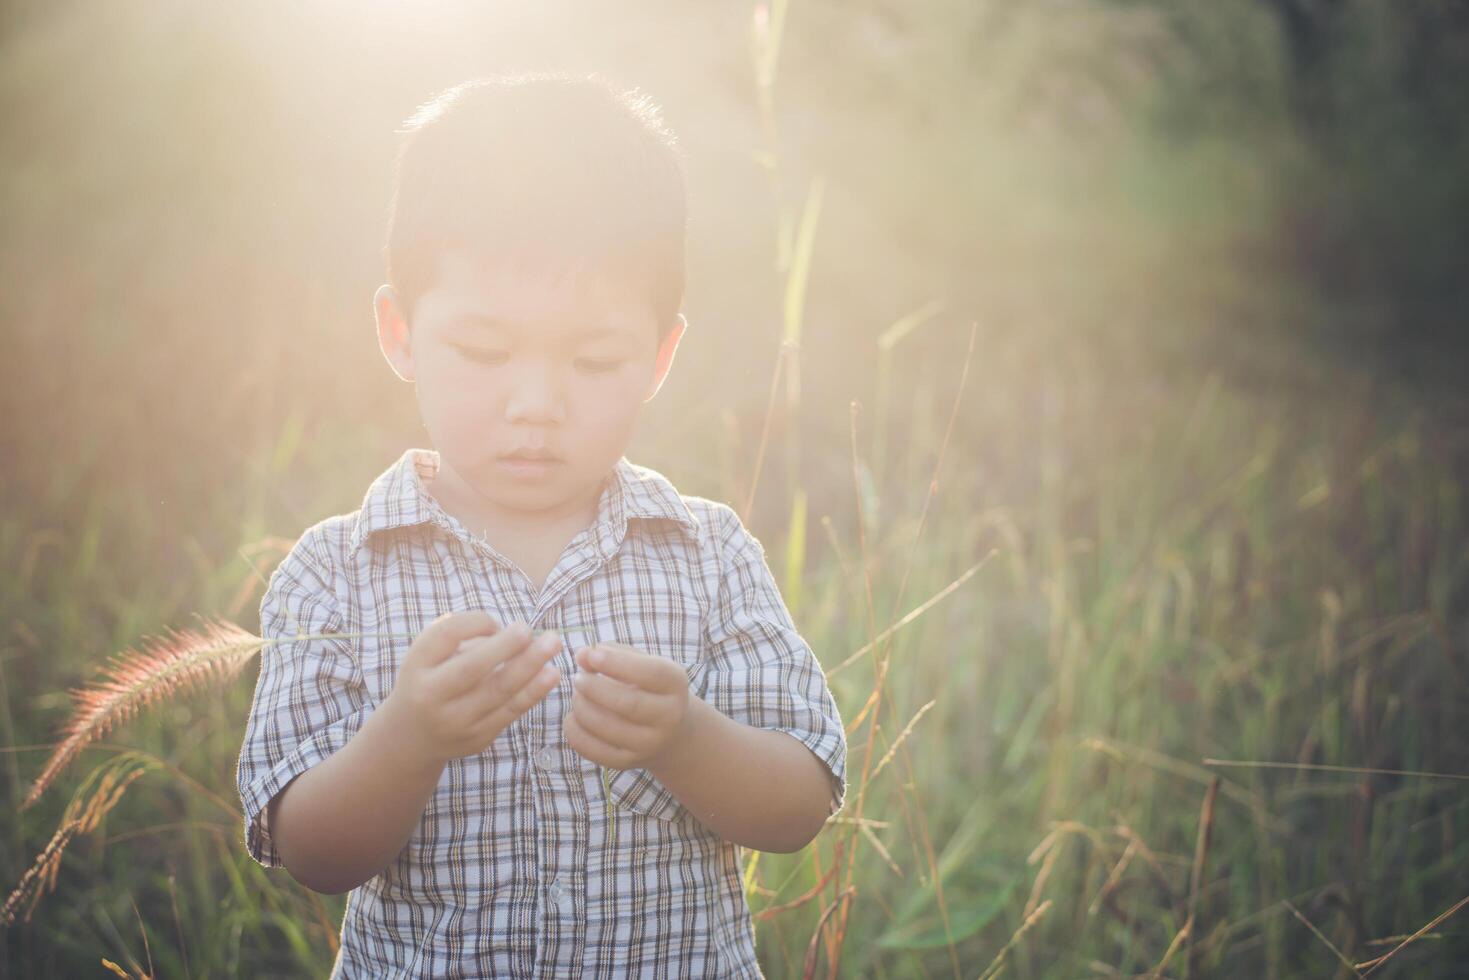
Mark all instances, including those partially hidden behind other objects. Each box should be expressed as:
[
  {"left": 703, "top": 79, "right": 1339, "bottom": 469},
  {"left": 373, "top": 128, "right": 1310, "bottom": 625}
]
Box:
[{"left": 234, "top": 72, "right": 847, "bottom": 978}]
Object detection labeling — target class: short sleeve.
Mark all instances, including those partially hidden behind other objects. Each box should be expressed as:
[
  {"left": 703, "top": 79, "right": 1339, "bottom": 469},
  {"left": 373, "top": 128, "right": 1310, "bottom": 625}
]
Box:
[
  {"left": 235, "top": 530, "right": 369, "bottom": 868},
  {"left": 694, "top": 506, "right": 848, "bottom": 817}
]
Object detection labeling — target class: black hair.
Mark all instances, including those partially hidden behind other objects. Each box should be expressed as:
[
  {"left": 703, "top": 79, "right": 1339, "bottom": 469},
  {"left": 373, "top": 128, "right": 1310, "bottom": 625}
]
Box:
[{"left": 383, "top": 71, "right": 687, "bottom": 339}]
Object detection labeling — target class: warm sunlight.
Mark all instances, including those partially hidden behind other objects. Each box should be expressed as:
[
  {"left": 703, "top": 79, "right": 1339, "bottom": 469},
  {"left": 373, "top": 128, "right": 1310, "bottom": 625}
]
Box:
[{"left": 4, "top": 1, "right": 1467, "bottom": 977}]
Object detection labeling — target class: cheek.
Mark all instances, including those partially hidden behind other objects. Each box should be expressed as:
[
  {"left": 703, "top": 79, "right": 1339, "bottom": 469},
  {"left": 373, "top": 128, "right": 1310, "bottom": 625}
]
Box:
[
  {"left": 415, "top": 367, "right": 497, "bottom": 435},
  {"left": 563, "top": 393, "right": 640, "bottom": 465},
  {"left": 572, "top": 377, "right": 646, "bottom": 430}
]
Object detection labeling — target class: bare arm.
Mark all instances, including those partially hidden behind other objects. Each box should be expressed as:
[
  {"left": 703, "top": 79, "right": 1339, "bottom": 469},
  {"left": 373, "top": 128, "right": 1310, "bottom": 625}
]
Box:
[
  {"left": 647, "top": 694, "right": 836, "bottom": 853},
  {"left": 267, "top": 698, "right": 445, "bottom": 894}
]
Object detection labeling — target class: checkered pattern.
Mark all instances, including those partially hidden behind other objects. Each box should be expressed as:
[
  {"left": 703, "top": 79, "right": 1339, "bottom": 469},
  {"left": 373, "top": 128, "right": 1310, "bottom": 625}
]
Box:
[{"left": 235, "top": 448, "right": 847, "bottom": 978}]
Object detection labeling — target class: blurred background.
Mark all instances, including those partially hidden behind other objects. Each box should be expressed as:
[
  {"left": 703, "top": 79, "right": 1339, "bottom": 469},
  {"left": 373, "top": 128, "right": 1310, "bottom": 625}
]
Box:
[{"left": 2, "top": 0, "right": 1467, "bottom": 976}]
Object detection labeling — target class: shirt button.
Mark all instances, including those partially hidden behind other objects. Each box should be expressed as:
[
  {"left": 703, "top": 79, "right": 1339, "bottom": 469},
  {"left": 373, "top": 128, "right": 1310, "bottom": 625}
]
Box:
[
  {"left": 534, "top": 746, "right": 556, "bottom": 770},
  {"left": 548, "top": 877, "right": 565, "bottom": 903}
]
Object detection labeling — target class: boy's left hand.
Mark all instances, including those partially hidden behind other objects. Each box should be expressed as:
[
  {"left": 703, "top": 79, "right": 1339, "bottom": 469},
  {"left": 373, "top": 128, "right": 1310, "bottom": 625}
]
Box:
[{"left": 564, "top": 643, "right": 692, "bottom": 770}]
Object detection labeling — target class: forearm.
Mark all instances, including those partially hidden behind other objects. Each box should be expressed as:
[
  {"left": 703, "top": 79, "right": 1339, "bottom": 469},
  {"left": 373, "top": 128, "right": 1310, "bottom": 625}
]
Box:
[
  {"left": 267, "top": 699, "right": 446, "bottom": 894},
  {"left": 647, "top": 695, "right": 834, "bottom": 853}
]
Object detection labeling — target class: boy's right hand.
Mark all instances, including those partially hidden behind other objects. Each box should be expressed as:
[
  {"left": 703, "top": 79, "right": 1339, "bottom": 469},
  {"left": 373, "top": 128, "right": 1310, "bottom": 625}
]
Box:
[{"left": 382, "top": 612, "right": 561, "bottom": 767}]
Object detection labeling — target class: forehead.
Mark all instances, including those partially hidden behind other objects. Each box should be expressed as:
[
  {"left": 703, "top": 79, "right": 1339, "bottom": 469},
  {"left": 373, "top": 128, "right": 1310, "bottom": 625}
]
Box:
[{"left": 417, "top": 248, "right": 658, "bottom": 344}]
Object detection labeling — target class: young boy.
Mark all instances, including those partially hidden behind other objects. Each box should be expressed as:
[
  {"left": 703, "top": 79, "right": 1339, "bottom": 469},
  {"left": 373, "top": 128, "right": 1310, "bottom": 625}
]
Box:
[{"left": 234, "top": 72, "right": 847, "bottom": 978}]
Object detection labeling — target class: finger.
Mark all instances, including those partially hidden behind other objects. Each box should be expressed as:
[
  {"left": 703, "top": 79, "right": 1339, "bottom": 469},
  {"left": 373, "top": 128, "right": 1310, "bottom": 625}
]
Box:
[
  {"left": 572, "top": 669, "right": 655, "bottom": 722},
  {"left": 570, "top": 687, "right": 653, "bottom": 751},
  {"left": 469, "top": 659, "right": 560, "bottom": 737},
  {"left": 432, "top": 623, "right": 541, "bottom": 698},
  {"left": 575, "top": 642, "right": 680, "bottom": 693},
  {"left": 417, "top": 610, "right": 503, "bottom": 666},
  {"left": 563, "top": 711, "right": 635, "bottom": 769},
  {"left": 459, "top": 632, "right": 560, "bottom": 712}
]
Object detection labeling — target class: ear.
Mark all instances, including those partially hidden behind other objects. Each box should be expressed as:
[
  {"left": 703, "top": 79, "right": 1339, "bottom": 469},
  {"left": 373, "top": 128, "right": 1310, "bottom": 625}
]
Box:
[
  {"left": 644, "top": 313, "right": 686, "bottom": 402},
  {"left": 374, "top": 283, "right": 416, "bottom": 382}
]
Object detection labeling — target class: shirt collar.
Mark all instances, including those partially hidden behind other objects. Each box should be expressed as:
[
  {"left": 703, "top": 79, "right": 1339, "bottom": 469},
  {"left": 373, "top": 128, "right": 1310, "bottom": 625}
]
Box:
[{"left": 348, "top": 448, "right": 699, "bottom": 558}]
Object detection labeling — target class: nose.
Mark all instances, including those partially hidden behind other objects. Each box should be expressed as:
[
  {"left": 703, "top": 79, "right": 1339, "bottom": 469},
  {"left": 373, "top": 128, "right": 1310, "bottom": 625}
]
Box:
[{"left": 503, "top": 357, "right": 566, "bottom": 426}]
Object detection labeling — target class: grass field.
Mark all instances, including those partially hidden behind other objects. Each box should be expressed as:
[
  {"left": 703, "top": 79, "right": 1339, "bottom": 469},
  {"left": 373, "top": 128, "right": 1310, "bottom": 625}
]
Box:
[{"left": 3, "top": 322, "right": 1466, "bottom": 977}]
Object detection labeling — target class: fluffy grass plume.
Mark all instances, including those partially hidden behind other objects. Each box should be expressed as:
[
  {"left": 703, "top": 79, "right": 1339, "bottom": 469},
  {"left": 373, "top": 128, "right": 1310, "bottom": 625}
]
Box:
[
  {"left": 21, "top": 616, "right": 264, "bottom": 810},
  {"left": 21, "top": 618, "right": 591, "bottom": 811}
]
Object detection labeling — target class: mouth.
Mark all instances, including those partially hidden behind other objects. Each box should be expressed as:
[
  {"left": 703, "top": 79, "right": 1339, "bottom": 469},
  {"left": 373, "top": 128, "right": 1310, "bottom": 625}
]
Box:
[
  {"left": 500, "top": 448, "right": 561, "bottom": 462},
  {"left": 496, "top": 448, "right": 564, "bottom": 477}
]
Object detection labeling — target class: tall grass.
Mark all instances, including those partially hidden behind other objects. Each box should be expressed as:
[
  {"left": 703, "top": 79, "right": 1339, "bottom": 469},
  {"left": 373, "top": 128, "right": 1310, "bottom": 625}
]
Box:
[
  {"left": 740, "top": 344, "right": 1469, "bottom": 978},
  {"left": 4, "top": 306, "right": 1467, "bottom": 977}
]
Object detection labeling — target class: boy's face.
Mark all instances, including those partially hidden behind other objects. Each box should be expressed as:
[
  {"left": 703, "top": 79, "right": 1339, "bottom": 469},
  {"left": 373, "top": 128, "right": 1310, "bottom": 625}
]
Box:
[{"left": 374, "top": 249, "right": 683, "bottom": 525}]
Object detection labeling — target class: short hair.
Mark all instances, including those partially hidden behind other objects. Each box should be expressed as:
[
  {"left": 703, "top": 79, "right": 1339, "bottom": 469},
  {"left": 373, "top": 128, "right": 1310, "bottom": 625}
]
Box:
[{"left": 383, "top": 72, "right": 687, "bottom": 340}]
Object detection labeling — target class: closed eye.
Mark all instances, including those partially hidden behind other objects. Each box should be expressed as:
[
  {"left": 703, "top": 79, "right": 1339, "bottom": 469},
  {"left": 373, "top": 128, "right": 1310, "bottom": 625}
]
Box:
[
  {"left": 575, "top": 358, "right": 624, "bottom": 374},
  {"left": 454, "top": 345, "right": 509, "bottom": 366}
]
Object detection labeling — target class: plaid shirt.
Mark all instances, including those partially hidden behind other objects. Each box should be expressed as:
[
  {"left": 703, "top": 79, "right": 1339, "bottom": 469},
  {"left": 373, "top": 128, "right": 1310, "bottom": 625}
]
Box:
[{"left": 235, "top": 448, "right": 847, "bottom": 978}]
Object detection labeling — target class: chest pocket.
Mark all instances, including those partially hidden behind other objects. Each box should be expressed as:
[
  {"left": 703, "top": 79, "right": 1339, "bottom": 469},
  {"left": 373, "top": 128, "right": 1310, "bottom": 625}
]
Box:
[{"left": 603, "top": 765, "right": 689, "bottom": 823}]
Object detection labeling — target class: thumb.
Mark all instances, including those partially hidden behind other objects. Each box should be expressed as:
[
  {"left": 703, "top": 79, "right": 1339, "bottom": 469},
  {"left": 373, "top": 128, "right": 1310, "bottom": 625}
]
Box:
[{"left": 417, "top": 610, "right": 502, "bottom": 666}]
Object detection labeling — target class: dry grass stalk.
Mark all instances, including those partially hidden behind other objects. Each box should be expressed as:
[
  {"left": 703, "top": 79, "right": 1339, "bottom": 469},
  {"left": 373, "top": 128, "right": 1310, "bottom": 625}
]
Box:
[
  {"left": 1184, "top": 777, "right": 1220, "bottom": 972},
  {"left": 752, "top": 861, "right": 841, "bottom": 922},
  {"left": 1202, "top": 758, "right": 1469, "bottom": 781},
  {"left": 1024, "top": 837, "right": 1063, "bottom": 919},
  {"left": 1112, "top": 823, "right": 1178, "bottom": 904},
  {"left": 1153, "top": 776, "right": 1219, "bottom": 978},
  {"left": 1083, "top": 737, "right": 1278, "bottom": 829},
  {"left": 1153, "top": 913, "right": 1190, "bottom": 977},
  {"left": 977, "top": 898, "right": 1052, "bottom": 980},
  {"left": 858, "top": 821, "right": 902, "bottom": 877},
  {"left": 4, "top": 758, "right": 151, "bottom": 926},
  {"left": 1285, "top": 901, "right": 1363, "bottom": 977},
  {"left": 1089, "top": 837, "right": 1139, "bottom": 916},
  {"left": 1362, "top": 930, "right": 1449, "bottom": 946},
  {"left": 870, "top": 699, "right": 935, "bottom": 780},
  {"left": 127, "top": 892, "right": 155, "bottom": 979},
  {"left": 1357, "top": 893, "right": 1469, "bottom": 976},
  {"left": 822, "top": 816, "right": 891, "bottom": 828},
  {"left": 1, "top": 820, "right": 83, "bottom": 927},
  {"left": 877, "top": 321, "right": 978, "bottom": 675},
  {"left": 800, "top": 884, "right": 855, "bottom": 980},
  {"left": 827, "top": 551, "right": 995, "bottom": 678},
  {"left": 1022, "top": 820, "right": 1113, "bottom": 921},
  {"left": 1030, "top": 821, "right": 1110, "bottom": 864}
]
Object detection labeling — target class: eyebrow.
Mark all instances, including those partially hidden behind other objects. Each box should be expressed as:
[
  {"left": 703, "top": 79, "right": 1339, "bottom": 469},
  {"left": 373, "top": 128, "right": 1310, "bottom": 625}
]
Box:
[{"left": 444, "top": 314, "right": 635, "bottom": 341}]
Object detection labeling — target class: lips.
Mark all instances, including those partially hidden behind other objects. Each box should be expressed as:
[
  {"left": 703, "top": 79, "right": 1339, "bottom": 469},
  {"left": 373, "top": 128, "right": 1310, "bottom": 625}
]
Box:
[
  {"left": 496, "top": 449, "right": 564, "bottom": 479},
  {"left": 500, "top": 448, "right": 561, "bottom": 462}
]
